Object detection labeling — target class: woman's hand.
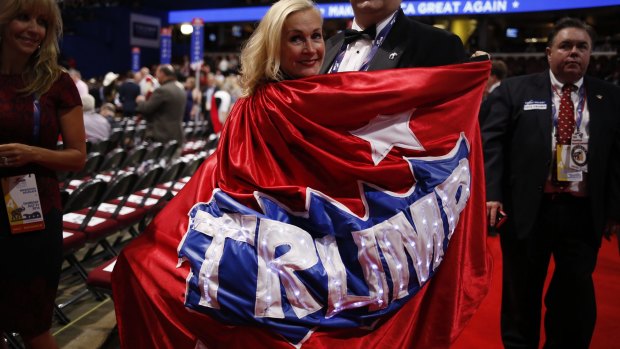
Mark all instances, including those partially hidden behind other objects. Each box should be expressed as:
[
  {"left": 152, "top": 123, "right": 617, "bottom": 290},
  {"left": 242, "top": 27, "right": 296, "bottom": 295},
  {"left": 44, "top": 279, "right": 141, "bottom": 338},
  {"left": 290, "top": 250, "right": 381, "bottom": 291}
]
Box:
[
  {"left": 0, "top": 143, "right": 37, "bottom": 167},
  {"left": 0, "top": 106, "right": 86, "bottom": 171}
]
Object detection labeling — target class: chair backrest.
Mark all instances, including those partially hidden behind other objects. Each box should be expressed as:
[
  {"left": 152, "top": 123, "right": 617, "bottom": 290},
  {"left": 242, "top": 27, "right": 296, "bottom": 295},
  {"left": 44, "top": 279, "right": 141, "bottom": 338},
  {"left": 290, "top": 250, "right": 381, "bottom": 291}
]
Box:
[
  {"left": 100, "top": 172, "right": 139, "bottom": 203},
  {"left": 63, "top": 179, "right": 107, "bottom": 214},
  {"left": 132, "top": 165, "right": 164, "bottom": 193},
  {"left": 184, "top": 127, "right": 194, "bottom": 142},
  {"left": 98, "top": 148, "right": 127, "bottom": 175},
  {"left": 92, "top": 138, "right": 112, "bottom": 154},
  {"left": 160, "top": 140, "right": 179, "bottom": 162},
  {"left": 120, "top": 144, "right": 147, "bottom": 170},
  {"left": 70, "top": 152, "right": 104, "bottom": 181},
  {"left": 205, "top": 133, "right": 219, "bottom": 151},
  {"left": 107, "top": 128, "right": 124, "bottom": 148},
  {"left": 142, "top": 142, "right": 164, "bottom": 163},
  {"left": 134, "top": 125, "right": 147, "bottom": 144},
  {"left": 121, "top": 126, "right": 136, "bottom": 148},
  {"left": 178, "top": 155, "right": 205, "bottom": 179},
  {"left": 157, "top": 159, "right": 184, "bottom": 185},
  {"left": 101, "top": 172, "right": 139, "bottom": 217}
]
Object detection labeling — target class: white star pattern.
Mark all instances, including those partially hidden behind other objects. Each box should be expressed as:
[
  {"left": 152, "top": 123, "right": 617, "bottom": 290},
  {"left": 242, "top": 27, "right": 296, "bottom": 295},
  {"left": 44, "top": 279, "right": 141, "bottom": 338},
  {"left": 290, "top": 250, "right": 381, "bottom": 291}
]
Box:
[
  {"left": 350, "top": 109, "right": 425, "bottom": 165},
  {"left": 512, "top": 1, "right": 520, "bottom": 9}
]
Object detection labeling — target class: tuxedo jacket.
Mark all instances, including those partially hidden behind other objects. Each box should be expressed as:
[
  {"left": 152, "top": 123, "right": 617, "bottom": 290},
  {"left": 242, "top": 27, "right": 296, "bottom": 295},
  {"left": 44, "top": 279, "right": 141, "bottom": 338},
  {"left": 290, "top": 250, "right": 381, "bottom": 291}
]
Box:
[
  {"left": 319, "top": 9, "right": 466, "bottom": 74},
  {"left": 482, "top": 70, "right": 620, "bottom": 242}
]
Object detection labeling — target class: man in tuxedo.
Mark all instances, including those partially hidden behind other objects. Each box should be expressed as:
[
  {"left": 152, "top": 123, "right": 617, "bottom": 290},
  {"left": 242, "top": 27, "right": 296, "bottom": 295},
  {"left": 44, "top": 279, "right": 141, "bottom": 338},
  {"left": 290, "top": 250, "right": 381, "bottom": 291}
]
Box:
[
  {"left": 320, "top": 0, "right": 467, "bottom": 73},
  {"left": 482, "top": 18, "right": 620, "bottom": 349}
]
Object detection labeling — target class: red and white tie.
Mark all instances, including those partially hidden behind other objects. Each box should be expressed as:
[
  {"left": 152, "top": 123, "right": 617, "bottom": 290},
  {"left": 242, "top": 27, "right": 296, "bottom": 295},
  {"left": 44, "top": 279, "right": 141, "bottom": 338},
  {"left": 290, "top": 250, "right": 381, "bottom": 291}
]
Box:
[{"left": 556, "top": 84, "right": 577, "bottom": 145}]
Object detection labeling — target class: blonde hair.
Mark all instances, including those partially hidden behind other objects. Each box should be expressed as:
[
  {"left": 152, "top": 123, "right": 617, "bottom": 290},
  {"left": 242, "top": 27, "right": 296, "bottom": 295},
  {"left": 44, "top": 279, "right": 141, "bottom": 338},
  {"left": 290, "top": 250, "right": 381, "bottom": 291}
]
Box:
[
  {"left": 0, "top": 0, "right": 64, "bottom": 96},
  {"left": 239, "top": 0, "right": 321, "bottom": 97}
]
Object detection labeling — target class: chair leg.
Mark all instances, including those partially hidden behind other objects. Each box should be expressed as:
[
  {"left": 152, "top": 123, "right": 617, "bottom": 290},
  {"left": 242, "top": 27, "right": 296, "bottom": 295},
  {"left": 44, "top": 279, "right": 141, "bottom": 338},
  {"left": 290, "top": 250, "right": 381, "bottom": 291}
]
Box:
[
  {"left": 54, "top": 304, "right": 71, "bottom": 325},
  {"left": 65, "top": 254, "right": 89, "bottom": 281},
  {"left": 99, "top": 240, "right": 118, "bottom": 258},
  {"left": 128, "top": 225, "right": 140, "bottom": 237},
  {"left": 81, "top": 245, "right": 98, "bottom": 262},
  {"left": 65, "top": 255, "right": 106, "bottom": 302},
  {"left": 4, "top": 332, "right": 24, "bottom": 349}
]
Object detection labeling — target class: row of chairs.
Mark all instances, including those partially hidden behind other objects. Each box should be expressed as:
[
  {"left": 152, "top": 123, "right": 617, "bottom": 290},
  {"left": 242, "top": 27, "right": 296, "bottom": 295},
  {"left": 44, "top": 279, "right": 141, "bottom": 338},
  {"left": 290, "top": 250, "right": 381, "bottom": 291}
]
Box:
[
  {"left": 5, "top": 118, "right": 216, "bottom": 348},
  {"left": 56, "top": 152, "right": 207, "bottom": 324},
  {"left": 62, "top": 140, "right": 180, "bottom": 189}
]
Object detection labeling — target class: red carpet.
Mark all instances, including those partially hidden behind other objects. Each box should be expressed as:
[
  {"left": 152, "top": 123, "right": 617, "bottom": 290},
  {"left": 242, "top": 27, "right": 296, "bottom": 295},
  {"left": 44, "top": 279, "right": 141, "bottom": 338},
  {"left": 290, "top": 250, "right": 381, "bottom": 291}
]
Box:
[{"left": 452, "top": 235, "right": 620, "bottom": 349}]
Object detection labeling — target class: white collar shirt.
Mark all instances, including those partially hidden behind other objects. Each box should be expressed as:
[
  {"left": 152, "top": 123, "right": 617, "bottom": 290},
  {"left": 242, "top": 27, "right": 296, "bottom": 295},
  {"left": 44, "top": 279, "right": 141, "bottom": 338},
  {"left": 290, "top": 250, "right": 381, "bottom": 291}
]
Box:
[
  {"left": 545, "top": 70, "right": 589, "bottom": 195},
  {"left": 337, "top": 11, "right": 397, "bottom": 72}
]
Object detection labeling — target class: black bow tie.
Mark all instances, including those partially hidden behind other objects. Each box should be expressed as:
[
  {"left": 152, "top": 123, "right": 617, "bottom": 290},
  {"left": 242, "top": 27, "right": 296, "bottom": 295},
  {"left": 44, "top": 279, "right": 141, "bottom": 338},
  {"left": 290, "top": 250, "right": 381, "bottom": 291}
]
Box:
[{"left": 343, "top": 25, "right": 377, "bottom": 44}]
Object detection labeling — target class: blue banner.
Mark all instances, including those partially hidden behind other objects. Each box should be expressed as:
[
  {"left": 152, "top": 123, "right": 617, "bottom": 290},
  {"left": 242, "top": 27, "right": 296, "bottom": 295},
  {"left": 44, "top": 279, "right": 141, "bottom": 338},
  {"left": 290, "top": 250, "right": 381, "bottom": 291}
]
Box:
[
  {"left": 160, "top": 27, "right": 172, "bottom": 65},
  {"left": 170, "top": 0, "right": 620, "bottom": 23},
  {"left": 190, "top": 18, "right": 204, "bottom": 70},
  {"left": 131, "top": 47, "right": 140, "bottom": 72}
]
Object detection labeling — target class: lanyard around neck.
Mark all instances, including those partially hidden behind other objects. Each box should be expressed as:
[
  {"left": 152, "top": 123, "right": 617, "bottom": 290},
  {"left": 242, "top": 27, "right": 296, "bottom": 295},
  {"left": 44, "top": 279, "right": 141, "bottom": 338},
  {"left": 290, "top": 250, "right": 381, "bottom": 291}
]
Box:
[
  {"left": 33, "top": 95, "right": 41, "bottom": 145},
  {"left": 329, "top": 12, "right": 397, "bottom": 73}
]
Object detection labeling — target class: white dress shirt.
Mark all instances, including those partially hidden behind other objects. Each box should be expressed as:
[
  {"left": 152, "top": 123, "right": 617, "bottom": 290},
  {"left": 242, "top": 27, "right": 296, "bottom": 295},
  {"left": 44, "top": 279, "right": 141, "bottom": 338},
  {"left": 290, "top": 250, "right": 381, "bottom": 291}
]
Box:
[
  {"left": 545, "top": 71, "right": 589, "bottom": 195},
  {"left": 337, "top": 11, "right": 397, "bottom": 72}
]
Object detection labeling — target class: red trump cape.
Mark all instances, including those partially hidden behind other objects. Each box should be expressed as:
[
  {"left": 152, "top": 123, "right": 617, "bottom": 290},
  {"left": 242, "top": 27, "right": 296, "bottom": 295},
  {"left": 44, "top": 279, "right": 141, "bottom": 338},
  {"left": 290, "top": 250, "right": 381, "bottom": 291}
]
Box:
[{"left": 112, "top": 61, "right": 492, "bottom": 349}]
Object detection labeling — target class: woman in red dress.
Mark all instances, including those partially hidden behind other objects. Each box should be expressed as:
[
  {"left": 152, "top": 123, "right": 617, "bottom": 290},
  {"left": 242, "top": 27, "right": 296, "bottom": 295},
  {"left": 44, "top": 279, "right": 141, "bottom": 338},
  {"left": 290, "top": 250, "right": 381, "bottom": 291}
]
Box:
[{"left": 0, "top": 0, "right": 86, "bottom": 348}]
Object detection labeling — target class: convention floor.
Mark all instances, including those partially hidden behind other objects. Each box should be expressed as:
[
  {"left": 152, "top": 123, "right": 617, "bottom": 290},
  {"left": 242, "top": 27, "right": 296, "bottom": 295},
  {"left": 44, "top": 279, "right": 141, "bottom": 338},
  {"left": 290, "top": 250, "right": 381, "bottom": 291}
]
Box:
[{"left": 51, "top": 234, "right": 122, "bottom": 349}]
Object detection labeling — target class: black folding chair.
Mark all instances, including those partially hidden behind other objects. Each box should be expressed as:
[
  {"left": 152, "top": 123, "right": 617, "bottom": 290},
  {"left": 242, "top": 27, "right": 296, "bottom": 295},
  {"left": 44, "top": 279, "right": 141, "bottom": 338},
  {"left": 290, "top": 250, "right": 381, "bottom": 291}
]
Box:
[{"left": 97, "top": 148, "right": 127, "bottom": 178}]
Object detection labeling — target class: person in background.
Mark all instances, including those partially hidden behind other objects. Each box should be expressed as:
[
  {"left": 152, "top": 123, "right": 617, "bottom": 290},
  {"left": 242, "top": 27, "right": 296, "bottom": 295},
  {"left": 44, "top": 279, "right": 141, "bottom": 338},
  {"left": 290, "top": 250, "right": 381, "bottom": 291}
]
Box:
[
  {"left": 81, "top": 94, "right": 111, "bottom": 143},
  {"left": 320, "top": 0, "right": 466, "bottom": 74},
  {"left": 479, "top": 59, "right": 508, "bottom": 126},
  {"left": 207, "top": 79, "right": 233, "bottom": 133},
  {"left": 183, "top": 76, "right": 202, "bottom": 123},
  {"left": 99, "top": 102, "right": 118, "bottom": 128},
  {"left": 135, "top": 64, "right": 186, "bottom": 150},
  {"left": 0, "top": 0, "right": 86, "bottom": 348},
  {"left": 87, "top": 77, "right": 102, "bottom": 108},
  {"left": 482, "top": 17, "right": 620, "bottom": 349},
  {"left": 485, "top": 59, "right": 508, "bottom": 98},
  {"left": 202, "top": 73, "right": 218, "bottom": 126},
  {"left": 101, "top": 71, "right": 118, "bottom": 105},
  {"left": 68, "top": 68, "right": 89, "bottom": 97},
  {"left": 116, "top": 70, "right": 141, "bottom": 117},
  {"left": 137, "top": 66, "right": 159, "bottom": 100}
]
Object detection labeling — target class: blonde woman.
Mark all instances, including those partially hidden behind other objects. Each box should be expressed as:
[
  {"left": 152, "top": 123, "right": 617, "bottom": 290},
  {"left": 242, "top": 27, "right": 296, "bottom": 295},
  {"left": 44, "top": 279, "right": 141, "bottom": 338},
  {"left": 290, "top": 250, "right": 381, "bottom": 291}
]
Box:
[
  {"left": 0, "top": 0, "right": 85, "bottom": 348},
  {"left": 239, "top": 0, "right": 324, "bottom": 97}
]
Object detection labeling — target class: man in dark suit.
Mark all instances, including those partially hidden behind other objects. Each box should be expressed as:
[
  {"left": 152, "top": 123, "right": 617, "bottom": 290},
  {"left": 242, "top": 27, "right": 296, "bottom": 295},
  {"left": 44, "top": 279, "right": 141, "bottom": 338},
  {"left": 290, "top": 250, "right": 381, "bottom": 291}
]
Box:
[
  {"left": 319, "top": 0, "right": 466, "bottom": 74},
  {"left": 479, "top": 59, "right": 508, "bottom": 128},
  {"left": 482, "top": 17, "right": 620, "bottom": 349},
  {"left": 136, "top": 64, "right": 186, "bottom": 154}
]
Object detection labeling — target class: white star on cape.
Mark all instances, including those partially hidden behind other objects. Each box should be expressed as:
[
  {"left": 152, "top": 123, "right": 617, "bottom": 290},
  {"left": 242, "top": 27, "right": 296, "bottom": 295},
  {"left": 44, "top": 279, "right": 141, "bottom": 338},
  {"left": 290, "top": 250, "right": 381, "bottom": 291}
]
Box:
[{"left": 350, "top": 109, "right": 425, "bottom": 165}]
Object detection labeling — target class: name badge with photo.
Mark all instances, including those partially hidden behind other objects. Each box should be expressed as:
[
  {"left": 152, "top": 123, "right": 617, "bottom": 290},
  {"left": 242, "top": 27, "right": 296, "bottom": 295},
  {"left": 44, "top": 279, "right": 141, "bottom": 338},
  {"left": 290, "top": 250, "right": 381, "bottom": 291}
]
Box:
[
  {"left": 523, "top": 100, "right": 548, "bottom": 111},
  {"left": 569, "top": 133, "right": 588, "bottom": 172},
  {"left": 2, "top": 174, "right": 45, "bottom": 234},
  {"left": 556, "top": 144, "right": 583, "bottom": 182}
]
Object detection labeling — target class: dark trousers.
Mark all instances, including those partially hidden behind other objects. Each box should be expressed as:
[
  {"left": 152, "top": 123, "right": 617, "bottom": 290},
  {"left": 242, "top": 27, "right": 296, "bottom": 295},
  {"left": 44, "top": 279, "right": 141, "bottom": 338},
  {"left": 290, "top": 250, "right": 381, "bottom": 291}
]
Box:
[{"left": 500, "top": 194, "right": 599, "bottom": 349}]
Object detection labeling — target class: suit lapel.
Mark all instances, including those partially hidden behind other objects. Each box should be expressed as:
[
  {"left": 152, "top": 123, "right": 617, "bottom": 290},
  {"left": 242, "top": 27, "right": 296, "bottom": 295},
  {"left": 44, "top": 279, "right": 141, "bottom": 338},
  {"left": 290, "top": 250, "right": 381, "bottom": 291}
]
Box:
[
  {"left": 532, "top": 72, "right": 553, "bottom": 149},
  {"left": 320, "top": 31, "right": 345, "bottom": 74},
  {"left": 368, "top": 10, "right": 409, "bottom": 71}
]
